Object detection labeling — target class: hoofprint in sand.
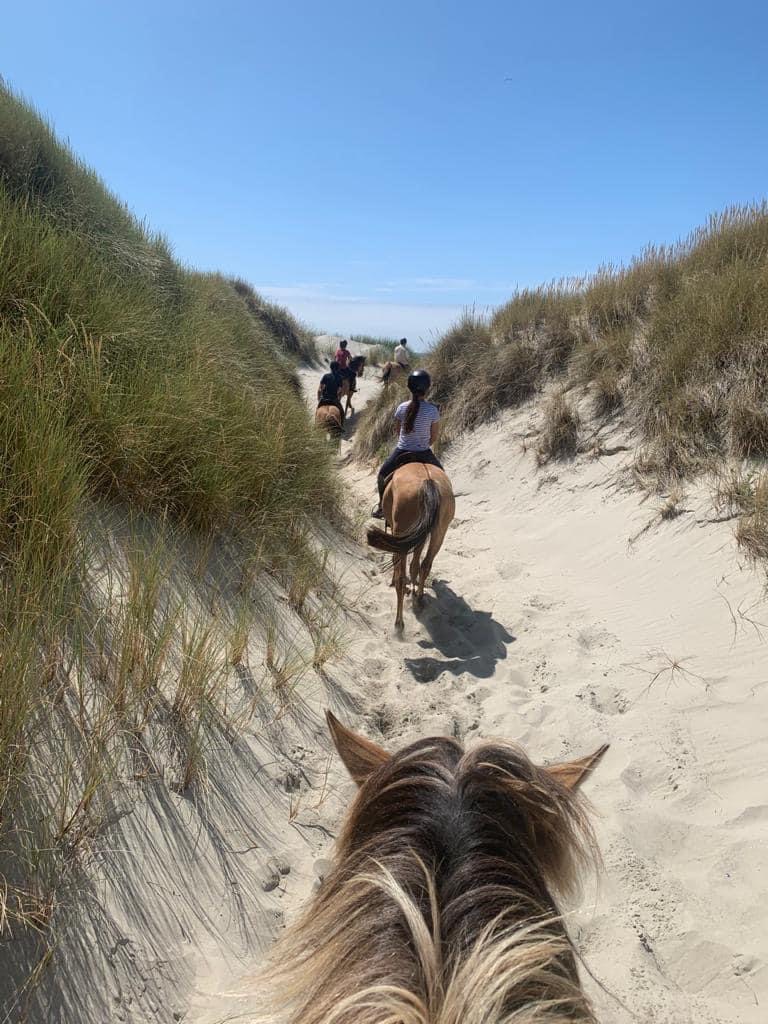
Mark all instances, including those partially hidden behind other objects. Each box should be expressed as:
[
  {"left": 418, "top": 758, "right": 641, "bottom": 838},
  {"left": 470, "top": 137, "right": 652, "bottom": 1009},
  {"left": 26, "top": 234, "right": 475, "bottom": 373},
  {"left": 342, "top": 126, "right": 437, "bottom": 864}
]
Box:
[{"left": 191, "top": 364, "right": 768, "bottom": 1024}]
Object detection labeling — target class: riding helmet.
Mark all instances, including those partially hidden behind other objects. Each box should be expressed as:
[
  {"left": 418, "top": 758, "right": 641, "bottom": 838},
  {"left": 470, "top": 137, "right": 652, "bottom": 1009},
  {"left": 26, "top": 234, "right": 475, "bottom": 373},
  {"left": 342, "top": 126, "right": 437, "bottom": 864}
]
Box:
[{"left": 407, "top": 369, "right": 431, "bottom": 394}]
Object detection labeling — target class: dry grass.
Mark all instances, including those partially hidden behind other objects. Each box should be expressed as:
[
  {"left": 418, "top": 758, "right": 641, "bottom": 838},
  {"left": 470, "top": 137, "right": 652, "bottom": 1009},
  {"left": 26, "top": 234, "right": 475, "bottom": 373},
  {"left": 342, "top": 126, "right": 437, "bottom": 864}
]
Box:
[
  {"left": 536, "top": 391, "right": 581, "bottom": 464},
  {"left": 401, "top": 202, "right": 768, "bottom": 496},
  {"left": 714, "top": 468, "right": 768, "bottom": 562},
  {"left": 0, "top": 81, "right": 343, "bottom": 998}
]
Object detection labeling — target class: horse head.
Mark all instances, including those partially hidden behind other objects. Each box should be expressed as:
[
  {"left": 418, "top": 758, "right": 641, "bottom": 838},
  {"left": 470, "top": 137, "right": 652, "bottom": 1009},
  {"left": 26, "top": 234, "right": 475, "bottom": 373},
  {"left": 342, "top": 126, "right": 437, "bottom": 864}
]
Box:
[{"left": 265, "top": 712, "right": 608, "bottom": 1024}]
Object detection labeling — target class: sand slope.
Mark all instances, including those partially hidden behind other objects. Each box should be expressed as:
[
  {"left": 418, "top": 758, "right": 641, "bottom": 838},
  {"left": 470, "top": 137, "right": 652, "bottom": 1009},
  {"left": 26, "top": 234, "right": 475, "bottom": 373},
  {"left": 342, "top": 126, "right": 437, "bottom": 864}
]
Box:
[{"left": 189, "top": 364, "right": 768, "bottom": 1024}]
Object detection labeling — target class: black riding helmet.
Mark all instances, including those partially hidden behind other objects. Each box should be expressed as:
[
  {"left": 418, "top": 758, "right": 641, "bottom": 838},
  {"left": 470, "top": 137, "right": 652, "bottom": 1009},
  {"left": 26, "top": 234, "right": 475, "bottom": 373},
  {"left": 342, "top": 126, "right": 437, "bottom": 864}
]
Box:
[{"left": 407, "top": 369, "right": 431, "bottom": 394}]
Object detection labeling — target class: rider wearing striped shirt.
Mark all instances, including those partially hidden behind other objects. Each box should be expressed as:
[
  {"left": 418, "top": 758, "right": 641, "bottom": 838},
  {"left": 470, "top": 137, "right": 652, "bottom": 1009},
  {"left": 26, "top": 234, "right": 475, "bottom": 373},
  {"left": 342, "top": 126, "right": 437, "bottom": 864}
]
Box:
[{"left": 371, "top": 369, "right": 443, "bottom": 519}]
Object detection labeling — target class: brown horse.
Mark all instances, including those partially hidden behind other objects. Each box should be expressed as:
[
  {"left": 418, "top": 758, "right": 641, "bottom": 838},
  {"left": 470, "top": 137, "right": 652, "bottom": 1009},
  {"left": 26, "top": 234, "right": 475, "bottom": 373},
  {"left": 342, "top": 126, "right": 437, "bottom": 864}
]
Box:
[
  {"left": 315, "top": 404, "right": 344, "bottom": 439},
  {"left": 380, "top": 359, "right": 409, "bottom": 386},
  {"left": 339, "top": 355, "right": 367, "bottom": 414},
  {"left": 264, "top": 711, "right": 608, "bottom": 1024},
  {"left": 367, "top": 463, "right": 454, "bottom": 629}
]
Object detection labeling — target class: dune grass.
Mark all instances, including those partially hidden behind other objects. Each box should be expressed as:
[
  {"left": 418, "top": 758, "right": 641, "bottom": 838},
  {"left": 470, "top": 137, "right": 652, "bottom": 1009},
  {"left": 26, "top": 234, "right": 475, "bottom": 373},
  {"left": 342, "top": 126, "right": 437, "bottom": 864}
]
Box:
[
  {"left": 350, "top": 334, "right": 397, "bottom": 354},
  {"left": 0, "top": 82, "right": 340, "bottom": 992},
  {"left": 406, "top": 203, "right": 768, "bottom": 561},
  {"left": 536, "top": 390, "right": 581, "bottom": 464}
]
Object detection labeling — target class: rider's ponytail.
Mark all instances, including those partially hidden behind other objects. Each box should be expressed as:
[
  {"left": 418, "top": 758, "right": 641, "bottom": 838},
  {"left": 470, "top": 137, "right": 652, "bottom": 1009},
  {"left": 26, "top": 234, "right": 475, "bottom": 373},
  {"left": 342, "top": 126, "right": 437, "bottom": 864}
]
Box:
[{"left": 404, "top": 393, "right": 420, "bottom": 433}]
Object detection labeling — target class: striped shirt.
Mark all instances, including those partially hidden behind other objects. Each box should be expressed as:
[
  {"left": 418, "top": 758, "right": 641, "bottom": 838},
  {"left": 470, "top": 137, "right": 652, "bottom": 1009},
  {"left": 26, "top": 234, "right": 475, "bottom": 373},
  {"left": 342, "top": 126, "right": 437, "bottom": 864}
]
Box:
[{"left": 395, "top": 400, "right": 439, "bottom": 452}]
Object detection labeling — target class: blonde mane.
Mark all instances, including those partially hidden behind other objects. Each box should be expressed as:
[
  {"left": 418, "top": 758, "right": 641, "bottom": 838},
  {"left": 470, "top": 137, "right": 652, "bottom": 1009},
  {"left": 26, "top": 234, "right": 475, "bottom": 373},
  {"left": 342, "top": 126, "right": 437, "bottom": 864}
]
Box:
[{"left": 263, "top": 731, "right": 603, "bottom": 1024}]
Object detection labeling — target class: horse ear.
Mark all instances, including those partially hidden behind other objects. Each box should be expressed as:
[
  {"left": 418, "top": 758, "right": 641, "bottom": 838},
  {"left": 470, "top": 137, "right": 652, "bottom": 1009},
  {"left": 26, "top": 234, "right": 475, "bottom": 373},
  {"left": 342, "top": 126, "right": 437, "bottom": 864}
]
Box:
[
  {"left": 546, "top": 743, "right": 609, "bottom": 791},
  {"left": 326, "top": 710, "right": 389, "bottom": 785}
]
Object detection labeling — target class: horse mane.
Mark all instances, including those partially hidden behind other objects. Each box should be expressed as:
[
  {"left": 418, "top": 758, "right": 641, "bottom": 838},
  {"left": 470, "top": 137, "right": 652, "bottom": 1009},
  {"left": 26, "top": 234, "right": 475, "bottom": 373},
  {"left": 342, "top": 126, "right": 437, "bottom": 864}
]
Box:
[
  {"left": 262, "top": 737, "right": 598, "bottom": 1024},
  {"left": 349, "top": 354, "right": 366, "bottom": 370}
]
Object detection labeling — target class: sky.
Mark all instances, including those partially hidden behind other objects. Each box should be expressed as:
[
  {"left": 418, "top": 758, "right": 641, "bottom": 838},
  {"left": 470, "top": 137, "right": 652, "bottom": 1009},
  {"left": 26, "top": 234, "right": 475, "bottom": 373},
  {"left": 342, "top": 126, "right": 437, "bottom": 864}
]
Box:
[{"left": 3, "top": 1, "right": 768, "bottom": 344}]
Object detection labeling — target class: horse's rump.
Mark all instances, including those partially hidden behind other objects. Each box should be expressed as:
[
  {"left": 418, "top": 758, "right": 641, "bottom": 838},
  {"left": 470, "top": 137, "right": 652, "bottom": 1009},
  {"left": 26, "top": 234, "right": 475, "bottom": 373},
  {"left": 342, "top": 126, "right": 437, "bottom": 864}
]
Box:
[
  {"left": 367, "top": 464, "right": 452, "bottom": 555},
  {"left": 367, "top": 477, "right": 441, "bottom": 554},
  {"left": 315, "top": 404, "right": 343, "bottom": 434},
  {"left": 381, "top": 360, "right": 408, "bottom": 384}
]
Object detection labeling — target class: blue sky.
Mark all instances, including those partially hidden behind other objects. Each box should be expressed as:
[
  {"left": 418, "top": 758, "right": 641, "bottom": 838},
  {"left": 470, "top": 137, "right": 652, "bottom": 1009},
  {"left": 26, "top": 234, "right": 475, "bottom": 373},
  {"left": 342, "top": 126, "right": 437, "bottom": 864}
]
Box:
[{"left": 3, "top": 1, "right": 768, "bottom": 343}]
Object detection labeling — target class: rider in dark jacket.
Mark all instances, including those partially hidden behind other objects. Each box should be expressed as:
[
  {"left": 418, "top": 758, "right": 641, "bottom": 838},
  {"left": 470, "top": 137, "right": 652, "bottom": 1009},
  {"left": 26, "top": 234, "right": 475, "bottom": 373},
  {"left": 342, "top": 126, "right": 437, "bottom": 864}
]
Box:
[{"left": 317, "top": 361, "right": 345, "bottom": 424}]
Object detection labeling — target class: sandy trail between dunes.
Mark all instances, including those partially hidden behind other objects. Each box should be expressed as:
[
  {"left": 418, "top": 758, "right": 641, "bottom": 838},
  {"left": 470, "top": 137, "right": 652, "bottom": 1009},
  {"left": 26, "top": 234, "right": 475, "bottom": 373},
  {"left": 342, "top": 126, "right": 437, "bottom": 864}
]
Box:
[{"left": 190, "top": 357, "right": 768, "bottom": 1024}]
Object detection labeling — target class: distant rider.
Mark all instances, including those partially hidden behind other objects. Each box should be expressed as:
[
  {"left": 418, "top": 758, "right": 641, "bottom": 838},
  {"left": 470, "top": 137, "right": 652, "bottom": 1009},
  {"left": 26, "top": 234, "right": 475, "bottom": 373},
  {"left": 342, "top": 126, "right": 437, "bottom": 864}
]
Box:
[
  {"left": 371, "top": 369, "right": 443, "bottom": 519},
  {"left": 317, "top": 361, "right": 345, "bottom": 424},
  {"left": 335, "top": 339, "right": 355, "bottom": 391},
  {"left": 393, "top": 338, "right": 410, "bottom": 370},
  {"left": 381, "top": 337, "right": 410, "bottom": 385}
]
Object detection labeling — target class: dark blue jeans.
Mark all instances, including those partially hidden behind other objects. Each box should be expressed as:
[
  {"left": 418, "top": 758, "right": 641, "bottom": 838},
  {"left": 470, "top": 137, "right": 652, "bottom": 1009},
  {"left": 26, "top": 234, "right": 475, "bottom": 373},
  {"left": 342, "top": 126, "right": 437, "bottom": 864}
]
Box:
[{"left": 377, "top": 448, "right": 443, "bottom": 500}]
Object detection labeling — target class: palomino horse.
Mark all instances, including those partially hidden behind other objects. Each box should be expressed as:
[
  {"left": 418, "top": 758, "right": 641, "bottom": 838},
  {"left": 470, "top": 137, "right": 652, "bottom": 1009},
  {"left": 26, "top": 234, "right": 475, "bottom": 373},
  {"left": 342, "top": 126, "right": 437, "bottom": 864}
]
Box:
[
  {"left": 380, "top": 359, "right": 409, "bottom": 386},
  {"left": 339, "top": 355, "right": 367, "bottom": 415},
  {"left": 314, "top": 403, "right": 344, "bottom": 440},
  {"left": 265, "top": 711, "right": 608, "bottom": 1024},
  {"left": 367, "top": 463, "right": 454, "bottom": 629}
]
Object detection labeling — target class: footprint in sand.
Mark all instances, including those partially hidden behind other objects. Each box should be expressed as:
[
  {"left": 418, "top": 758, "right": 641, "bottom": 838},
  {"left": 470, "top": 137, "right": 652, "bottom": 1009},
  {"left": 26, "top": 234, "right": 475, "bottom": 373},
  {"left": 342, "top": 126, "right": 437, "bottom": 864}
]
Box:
[
  {"left": 362, "top": 656, "right": 387, "bottom": 677},
  {"left": 577, "top": 626, "right": 619, "bottom": 651},
  {"left": 497, "top": 559, "right": 524, "bottom": 581},
  {"left": 583, "top": 683, "right": 629, "bottom": 716}
]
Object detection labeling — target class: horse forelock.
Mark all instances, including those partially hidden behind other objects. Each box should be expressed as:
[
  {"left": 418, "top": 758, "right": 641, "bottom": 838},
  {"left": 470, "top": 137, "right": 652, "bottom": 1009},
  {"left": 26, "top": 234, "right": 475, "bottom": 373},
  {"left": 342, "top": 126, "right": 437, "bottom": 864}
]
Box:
[{"left": 262, "top": 737, "right": 597, "bottom": 1024}]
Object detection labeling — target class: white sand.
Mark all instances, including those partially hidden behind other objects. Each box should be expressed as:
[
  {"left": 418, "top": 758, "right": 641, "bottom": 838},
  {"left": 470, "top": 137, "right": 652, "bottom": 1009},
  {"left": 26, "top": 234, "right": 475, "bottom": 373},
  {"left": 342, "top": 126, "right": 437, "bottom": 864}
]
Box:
[
  {"left": 33, "top": 356, "right": 765, "bottom": 1023},
  {"left": 190, "top": 362, "right": 768, "bottom": 1022}
]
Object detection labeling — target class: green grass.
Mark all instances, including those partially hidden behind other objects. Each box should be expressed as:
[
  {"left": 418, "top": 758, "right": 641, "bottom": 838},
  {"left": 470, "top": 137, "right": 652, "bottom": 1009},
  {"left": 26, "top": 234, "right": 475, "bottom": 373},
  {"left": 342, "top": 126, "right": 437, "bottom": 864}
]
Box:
[
  {"left": 0, "top": 81, "right": 341, "bottom": 995},
  {"left": 349, "top": 335, "right": 426, "bottom": 367},
  {"left": 350, "top": 334, "right": 398, "bottom": 355}
]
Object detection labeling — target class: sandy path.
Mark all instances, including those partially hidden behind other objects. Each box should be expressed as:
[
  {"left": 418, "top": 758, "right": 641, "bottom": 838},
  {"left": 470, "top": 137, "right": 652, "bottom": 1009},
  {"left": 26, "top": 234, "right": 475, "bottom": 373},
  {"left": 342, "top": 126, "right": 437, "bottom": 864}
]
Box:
[{"left": 192, "top": 361, "right": 768, "bottom": 1023}]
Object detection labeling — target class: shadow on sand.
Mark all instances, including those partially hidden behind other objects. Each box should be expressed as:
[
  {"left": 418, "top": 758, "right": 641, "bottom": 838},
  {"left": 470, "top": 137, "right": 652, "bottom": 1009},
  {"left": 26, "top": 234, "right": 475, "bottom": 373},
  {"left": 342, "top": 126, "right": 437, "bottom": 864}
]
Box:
[{"left": 404, "top": 579, "right": 516, "bottom": 682}]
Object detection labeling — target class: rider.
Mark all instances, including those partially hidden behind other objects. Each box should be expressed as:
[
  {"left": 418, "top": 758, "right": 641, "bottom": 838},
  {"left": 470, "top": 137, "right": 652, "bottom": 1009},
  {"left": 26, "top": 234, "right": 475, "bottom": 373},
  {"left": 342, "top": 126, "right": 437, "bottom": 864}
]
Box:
[
  {"left": 393, "top": 338, "right": 410, "bottom": 370},
  {"left": 334, "top": 339, "right": 355, "bottom": 391},
  {"left": 371, "top": 369, "right": 443, "bottom": 519},
  {"left": 317, "top": 360, "right": 345, "bottom": 424}
]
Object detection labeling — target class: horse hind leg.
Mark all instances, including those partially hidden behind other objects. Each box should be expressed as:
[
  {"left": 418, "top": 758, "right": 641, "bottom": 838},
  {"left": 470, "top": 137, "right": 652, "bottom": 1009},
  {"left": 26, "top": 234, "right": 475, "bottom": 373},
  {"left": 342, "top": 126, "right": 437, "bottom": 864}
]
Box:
[
  {"left": 409, "top": 540, "right": 426, "bottom": 603},
  {"left": 418, "top": 523, "right": 449, "bottom": 602},
  {"left": 393, "top": 554, "right": 407, "bottom": 630}
]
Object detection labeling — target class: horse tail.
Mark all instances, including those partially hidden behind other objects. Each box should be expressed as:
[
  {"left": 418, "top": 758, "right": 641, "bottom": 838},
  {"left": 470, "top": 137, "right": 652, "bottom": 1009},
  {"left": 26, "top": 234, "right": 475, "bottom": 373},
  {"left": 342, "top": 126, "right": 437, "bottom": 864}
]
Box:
[
  {"left": 380, "top": 362, "right": 391, "bottom": 384},
  {"left": 367, "top": 479, "right": 440, "bottom": 555}
]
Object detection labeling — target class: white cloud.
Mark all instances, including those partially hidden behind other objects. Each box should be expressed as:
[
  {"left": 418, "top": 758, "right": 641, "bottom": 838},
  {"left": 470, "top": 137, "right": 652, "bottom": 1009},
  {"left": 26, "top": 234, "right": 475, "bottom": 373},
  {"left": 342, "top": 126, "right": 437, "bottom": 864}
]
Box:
[
  {"left": 253, "top": 279, "right": 504, "bottom": 342},
  {"left": 261, "top": 293, "right": 466, "bottom": 343}
]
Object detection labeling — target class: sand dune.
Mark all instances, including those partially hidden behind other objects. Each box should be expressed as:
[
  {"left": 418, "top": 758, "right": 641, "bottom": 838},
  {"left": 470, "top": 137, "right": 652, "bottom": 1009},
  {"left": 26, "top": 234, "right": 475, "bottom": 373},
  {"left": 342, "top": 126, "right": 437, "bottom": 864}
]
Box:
[{"left": 189, "top": 364, "right": 768, "bottom": 1023}]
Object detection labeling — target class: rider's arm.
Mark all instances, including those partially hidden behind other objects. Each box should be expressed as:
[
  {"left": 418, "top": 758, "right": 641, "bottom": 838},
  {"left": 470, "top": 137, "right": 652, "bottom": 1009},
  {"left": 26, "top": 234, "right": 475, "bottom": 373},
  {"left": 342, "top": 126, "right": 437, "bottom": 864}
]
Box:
[{"left": 430, "top": 420, "right": 441, "bottom": 447}]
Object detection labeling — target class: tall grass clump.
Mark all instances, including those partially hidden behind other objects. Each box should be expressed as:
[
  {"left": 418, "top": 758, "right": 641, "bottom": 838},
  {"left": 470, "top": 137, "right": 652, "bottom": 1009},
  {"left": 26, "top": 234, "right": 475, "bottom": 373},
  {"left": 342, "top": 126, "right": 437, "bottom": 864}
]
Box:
[
  {"left": 536, "top": 390, "right": 581, "bottom": 463},
  {"left": 0, "top": 81, "right": 339, "bottom": 1001},
  {"left": 414, "top": 203, "right": 768, "bottom": 494},
  {"left": 230, "top": 277, "right": 318, "bottom": 364},
  {"left": 354, "top": 376, "right": 411, "bottom": 460}
]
